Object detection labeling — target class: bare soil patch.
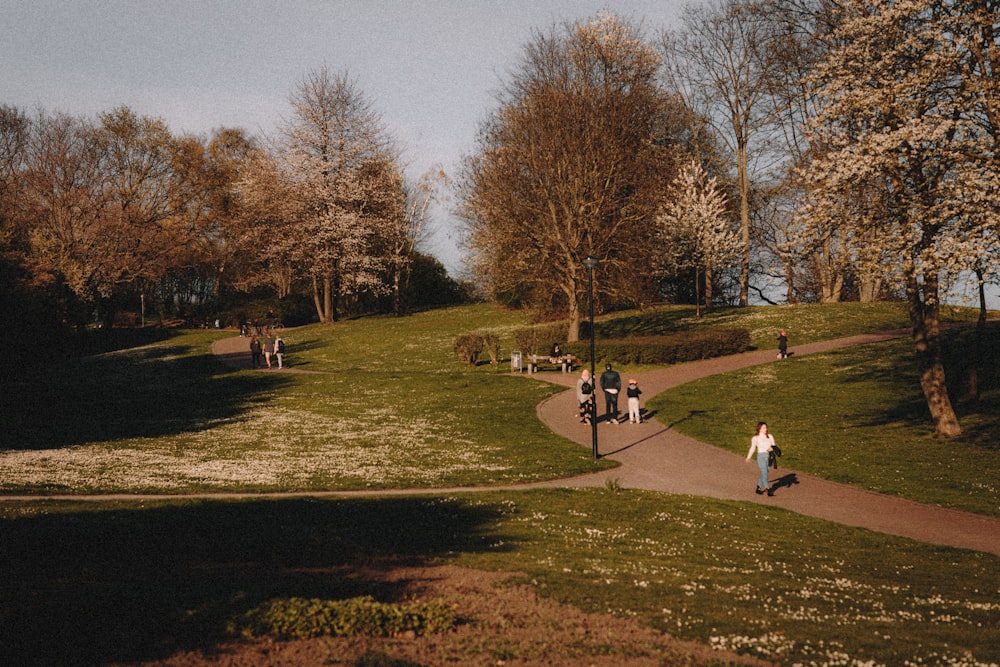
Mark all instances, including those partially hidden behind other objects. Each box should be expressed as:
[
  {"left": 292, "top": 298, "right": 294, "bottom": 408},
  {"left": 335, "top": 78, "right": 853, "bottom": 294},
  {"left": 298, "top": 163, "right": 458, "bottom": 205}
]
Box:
[{"left": 136, "top": 565, "right": 772, "bottom": 666}]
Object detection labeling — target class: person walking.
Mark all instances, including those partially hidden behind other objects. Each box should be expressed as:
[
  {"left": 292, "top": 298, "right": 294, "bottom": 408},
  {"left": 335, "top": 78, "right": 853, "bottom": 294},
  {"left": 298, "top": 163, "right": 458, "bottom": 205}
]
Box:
[
  {"left": 274, "top": 335, "right": 285, "bottom": 369},
  {"left": 600, "top": 362, "right": 621, "bottom": 424},
  {"left": 746, "top": 421, "right": 776, "bottom": 496},
  {"left": 249, "top": 335, "right": 262, "bottom": 369},
  {"left": 263, "top": 332, "right": 275, "bottom": 368},
  {"left": 576, "top": 369, "right": 595, "bottom": 424},
  {"left": 777, "top": 330, "right": 788, "bottom": 359},
  {"left": 626, "top": 378, "right": 643, "bottom": 423}
]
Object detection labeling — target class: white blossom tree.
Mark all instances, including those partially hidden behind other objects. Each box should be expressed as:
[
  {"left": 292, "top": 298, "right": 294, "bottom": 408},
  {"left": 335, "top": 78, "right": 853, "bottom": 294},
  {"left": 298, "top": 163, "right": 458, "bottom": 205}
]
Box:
[
  {"left": 656, "top": 160, "right": 741, "bottom": 316},
  {"left": 277, "top": 66, "right": 402, "bottom": 323},
  {"left": 804, "top": 0, "right": 1000, "bottom": 436}
]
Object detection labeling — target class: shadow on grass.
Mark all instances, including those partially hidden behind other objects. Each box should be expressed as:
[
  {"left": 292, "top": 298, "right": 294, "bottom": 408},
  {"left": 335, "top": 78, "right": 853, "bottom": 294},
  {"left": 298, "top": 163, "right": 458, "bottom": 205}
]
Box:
[
  {"left": 0, "top": 496, "right": 513, "bottom": 665},
  {"left": 4, "top": 348, "right": 295, "bottom": 451}
]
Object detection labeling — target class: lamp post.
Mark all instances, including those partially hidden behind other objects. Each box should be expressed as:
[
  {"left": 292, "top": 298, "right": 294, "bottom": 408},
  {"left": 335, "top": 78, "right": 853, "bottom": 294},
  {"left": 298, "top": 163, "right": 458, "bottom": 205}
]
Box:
[{"left": 582, "top": 255, "right": 600, "bottom": 459}]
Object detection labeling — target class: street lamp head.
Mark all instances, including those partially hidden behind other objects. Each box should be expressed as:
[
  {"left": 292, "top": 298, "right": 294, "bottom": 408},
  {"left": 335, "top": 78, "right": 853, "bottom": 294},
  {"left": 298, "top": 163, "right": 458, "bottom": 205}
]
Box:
[{"left": 582, "top": 255, "right": 599, "bottom": 270}]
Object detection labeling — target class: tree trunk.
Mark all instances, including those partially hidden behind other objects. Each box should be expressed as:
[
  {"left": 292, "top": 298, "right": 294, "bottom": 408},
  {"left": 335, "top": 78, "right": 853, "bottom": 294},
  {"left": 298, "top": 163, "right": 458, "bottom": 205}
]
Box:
[
  {"left": 968, "top": 268, "right": 987, "bottom": 401},
  {"left": 311, "top": 275, "right": 324, "bottom": 324},
  {"left": 566, "top": 279, "right": 582, "bottom": 343},
  {"left": 907, "top": 271, "right": 961, "bottom": 437},
  {"left": 324, "top": 275, "right": 334, "bottom": 323},
  {"left": 737, "top": 141, "right": 750, "bottom": 307}
]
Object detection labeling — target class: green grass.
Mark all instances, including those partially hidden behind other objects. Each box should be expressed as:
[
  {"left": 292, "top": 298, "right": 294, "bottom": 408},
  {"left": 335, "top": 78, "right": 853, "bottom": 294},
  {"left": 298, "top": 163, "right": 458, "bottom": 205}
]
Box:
[
  {"left": 1, "top": 492, "right": 996, "bottom": 665},
  {"left": 649, "top": 324, "right": 1000, "bottom": 516},
  {"left": 1, "top": 301, "right": 998, "bottom": 665}
]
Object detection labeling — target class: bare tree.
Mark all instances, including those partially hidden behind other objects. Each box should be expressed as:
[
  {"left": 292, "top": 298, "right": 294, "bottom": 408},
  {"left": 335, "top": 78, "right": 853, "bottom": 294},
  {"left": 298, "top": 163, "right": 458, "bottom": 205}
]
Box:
[
  {"left": 661, "top": 0, "right": 782, "bottom": 306},
  {"left": 461, "top": 13, "right": 676, "bottom": 340}
]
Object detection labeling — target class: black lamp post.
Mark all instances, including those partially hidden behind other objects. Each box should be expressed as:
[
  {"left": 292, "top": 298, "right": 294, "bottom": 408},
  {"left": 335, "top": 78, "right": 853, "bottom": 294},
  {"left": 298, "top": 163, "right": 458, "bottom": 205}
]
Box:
[{"left": 582, "top": 255, "right": 600, "bottom": 459}]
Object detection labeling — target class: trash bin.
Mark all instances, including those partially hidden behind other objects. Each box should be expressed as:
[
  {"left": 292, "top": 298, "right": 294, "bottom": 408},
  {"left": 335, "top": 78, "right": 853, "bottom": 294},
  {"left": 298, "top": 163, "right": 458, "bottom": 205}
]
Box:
[{"left": 511, "top": 350, "right": 522, "bottom": 372}]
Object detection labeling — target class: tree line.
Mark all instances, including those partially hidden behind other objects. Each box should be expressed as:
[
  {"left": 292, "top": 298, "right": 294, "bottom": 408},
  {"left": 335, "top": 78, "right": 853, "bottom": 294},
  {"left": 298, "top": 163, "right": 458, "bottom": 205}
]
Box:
[
  {"left": 0, "top": 67, "right": 465, "bottom": 350},
  {"left": 459, "top": 1, "right": 998, "bottom": 436}
]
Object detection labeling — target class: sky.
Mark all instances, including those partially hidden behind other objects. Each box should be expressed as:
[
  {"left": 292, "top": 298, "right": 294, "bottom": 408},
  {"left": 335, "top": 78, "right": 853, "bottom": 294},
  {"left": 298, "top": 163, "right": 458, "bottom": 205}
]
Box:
[{"left": 1, "top": 0, "right": 687, "bottom": 275}]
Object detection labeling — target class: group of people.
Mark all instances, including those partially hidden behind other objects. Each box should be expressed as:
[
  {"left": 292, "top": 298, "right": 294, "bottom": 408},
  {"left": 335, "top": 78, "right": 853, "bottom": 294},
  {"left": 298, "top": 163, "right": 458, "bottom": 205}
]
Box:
[
  {"left": 568, "top": 329, "right": 791, "bottom": 497},
  {"left": 575, "top": 362, "right": 643, "bottom": 426},
  {"left": 249, "top": 332, "right": 286, "bottom": 369}
]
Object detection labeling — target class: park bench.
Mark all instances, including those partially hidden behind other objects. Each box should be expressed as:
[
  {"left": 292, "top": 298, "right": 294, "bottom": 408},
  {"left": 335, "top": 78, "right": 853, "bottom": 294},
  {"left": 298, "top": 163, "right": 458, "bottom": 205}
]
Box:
[{"left": 525, "top": 354, "right": 577, "bottom": 374}]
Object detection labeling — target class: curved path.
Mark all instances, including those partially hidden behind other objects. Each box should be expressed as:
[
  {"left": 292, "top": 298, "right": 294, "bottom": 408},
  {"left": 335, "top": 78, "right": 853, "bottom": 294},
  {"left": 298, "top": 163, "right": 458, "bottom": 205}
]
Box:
[{"left": 209, "top": 332, "right": 1000, "bottom": 557}]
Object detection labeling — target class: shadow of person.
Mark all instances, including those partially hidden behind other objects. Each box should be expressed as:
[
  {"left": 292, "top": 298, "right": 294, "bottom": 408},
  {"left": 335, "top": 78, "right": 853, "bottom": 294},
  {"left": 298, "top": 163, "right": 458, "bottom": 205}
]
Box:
[{"left": 770, "top": 473, "right": 799, "bottom": 494}]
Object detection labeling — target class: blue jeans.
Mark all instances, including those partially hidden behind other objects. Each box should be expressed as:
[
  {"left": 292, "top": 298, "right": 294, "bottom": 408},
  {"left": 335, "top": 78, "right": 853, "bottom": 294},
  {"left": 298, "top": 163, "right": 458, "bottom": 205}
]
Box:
[{"left": 757, "top": 452, "right": 770, "bottom": 489}]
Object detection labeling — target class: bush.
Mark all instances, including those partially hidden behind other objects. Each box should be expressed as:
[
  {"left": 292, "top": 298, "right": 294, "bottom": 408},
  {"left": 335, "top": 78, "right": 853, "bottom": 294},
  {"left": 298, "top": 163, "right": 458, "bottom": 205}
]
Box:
[
  {"left": 229, "top": 595, "right": 457, "bottom": 640},
  {"left": 454, "top": 333, "right": 484, "bottom": 365},
  {"left": 562, "top": 329, "right": 750, "bottom": 365},
  {"left": 481, "top": 334, "right": 501, "bottom": 365}
]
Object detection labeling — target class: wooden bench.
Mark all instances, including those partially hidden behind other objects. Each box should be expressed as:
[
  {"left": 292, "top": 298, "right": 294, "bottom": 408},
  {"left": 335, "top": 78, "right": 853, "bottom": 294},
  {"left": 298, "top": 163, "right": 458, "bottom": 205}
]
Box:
[{"left": 525, "top": 354, "right": 576, "bottom": 374}]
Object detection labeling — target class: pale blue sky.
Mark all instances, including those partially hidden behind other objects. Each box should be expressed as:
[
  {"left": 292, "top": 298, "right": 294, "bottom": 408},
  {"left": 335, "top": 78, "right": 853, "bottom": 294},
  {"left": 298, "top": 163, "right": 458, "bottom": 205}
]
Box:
[{"left": 1, "top": 0, "right": 687, "bottom": 272}]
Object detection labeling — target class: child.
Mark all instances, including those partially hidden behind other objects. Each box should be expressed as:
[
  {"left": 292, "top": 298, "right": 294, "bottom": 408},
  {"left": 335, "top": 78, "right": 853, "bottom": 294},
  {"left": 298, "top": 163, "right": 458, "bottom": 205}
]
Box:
[{"left": 627, "top": 378, "right": 642, "bottom": 423}]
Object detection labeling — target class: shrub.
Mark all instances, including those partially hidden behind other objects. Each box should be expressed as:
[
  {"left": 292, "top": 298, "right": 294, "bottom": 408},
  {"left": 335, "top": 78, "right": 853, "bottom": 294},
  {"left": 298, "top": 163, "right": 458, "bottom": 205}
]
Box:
[
  {"left": 481, "top": 334, "right": 501, "bottom": 365},
  {"left": 229, "top": 595, "right": 457, "bottom": 640},
  {"left": 562, "top": 328, "right": 750, "bottom": 365},
  {"left": 454, "top": 333, "right": 484, "bottom": 365}
]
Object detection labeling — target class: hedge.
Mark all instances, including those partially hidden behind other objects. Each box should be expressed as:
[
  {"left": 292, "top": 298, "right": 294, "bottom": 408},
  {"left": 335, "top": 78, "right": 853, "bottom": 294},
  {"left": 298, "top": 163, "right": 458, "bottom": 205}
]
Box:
[{"left": 561, "top": 328, "right": 750, "bottom": 365}]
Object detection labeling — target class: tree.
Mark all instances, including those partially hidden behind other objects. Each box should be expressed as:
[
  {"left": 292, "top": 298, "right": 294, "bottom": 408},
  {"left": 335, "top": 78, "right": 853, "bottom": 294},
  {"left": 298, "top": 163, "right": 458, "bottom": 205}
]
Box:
[
  {"left": 655, "top": 160, "right": 740, "bottom": 316},
  {"left": 274, "top": 66, "right": 403, "bottom": 323},
  {"left": 805, "top": 0, "right": 1000, "bottom": 436},
  {"left": 461, "top": 12, "right": 676, "bottom": 340},
  {"left": 661, "top": 0, "right": 781, "bottom": 307}
]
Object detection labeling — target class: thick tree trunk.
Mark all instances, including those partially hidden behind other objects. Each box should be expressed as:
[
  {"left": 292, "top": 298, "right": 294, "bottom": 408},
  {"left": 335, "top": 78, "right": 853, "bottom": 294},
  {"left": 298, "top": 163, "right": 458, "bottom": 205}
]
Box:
[
  {"left": 311, "top": 275, "right": 324, "bottom": 323},
  {"left": 907, "top": 271, "right": 961, "bottom": 437},
  {"left": 566, "top": 278, "right": 582, "bottom": 343}
]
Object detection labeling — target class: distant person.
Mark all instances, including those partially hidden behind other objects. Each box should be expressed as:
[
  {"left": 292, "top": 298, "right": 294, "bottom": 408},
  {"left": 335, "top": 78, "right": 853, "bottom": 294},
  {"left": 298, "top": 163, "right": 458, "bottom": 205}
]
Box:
[
  {"left": 548, "top": 343, "right": 563, "bottom": 363},
  {"left": 600, "top": 362, "right": 621, "bottom": 424},
  {"left": 576, "top": 369, "right": 594, "bottom": 424},
  {"left": 275, "top": 335, "right": 285, "bottom": 369},
  {"left": 777, "top": 330, "right": 788, "bottom": 359},
  {"left": 626, "top": 378, "right": 643, "bottom": 423},
  {"left": 746, "top": 421, "right": 776, "bottom": 496},
  {"left": 249, "top": 335, "right": 262, "bottom": 369},
  {"left": 263, "top": 333, "right": 275, "bottom": 368}
]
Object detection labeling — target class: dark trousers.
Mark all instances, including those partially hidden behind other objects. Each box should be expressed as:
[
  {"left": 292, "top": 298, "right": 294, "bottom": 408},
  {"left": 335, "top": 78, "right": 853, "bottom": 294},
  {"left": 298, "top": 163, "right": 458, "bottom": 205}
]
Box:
[{"left": 604, "top": 391, "right": 619, "bottom": 419}]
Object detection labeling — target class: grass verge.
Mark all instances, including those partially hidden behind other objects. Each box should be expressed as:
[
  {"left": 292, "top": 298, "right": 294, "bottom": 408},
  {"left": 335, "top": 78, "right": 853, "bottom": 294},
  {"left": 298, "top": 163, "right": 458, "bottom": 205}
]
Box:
[{"left": 1, "top": 492, "right": 996, "bottom": 665}]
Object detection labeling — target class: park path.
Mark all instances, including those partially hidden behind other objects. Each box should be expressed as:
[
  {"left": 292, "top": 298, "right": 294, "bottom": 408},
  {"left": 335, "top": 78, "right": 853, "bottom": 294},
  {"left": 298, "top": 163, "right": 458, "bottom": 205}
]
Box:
[
  {"left": 209, "top": 330, "right": 1000, "bottom": 557},
  {"left": 522, "top": 332, "right": 1000, "bottom": 557}
]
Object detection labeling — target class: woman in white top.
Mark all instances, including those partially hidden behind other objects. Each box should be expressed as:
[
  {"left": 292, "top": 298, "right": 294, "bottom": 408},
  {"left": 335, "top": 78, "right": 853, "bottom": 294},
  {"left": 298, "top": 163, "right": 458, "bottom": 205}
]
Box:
[{"left": 746, "top": 421, "right": 775, "bottom": 496}]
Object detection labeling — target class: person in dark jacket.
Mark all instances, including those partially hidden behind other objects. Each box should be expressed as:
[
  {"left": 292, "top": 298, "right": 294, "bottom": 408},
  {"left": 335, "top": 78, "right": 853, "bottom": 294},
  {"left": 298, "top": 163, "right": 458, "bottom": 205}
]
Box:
[
  {"left": 249, "top": 336, "right": 262, "bottom": 369},
  {"left": 600, "top": 363, "right": 621, "bottom": 424}
]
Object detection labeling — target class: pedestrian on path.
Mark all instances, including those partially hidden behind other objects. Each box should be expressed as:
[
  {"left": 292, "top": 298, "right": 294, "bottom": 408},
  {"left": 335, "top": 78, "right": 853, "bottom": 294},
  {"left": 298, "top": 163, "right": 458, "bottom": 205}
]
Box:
[
  {"left": 576, "top": 369, "right": 594, "bottom": 424},
  {"left": 600, "top": 362, "right": 621, "bottom": 424},
  {"left": 777, "top": 330, "right": 788, "bottom": 359},
  {"left": 249, "top": 335, "right": 262, "bottom": 369},
  {"left": 263, "top": 333, "right": 275, "bottom": 368},
  {"left": 626, "top": 378, "right": 643, "bottom": 423},
  {"left": 274, "top": 335, "right": 285, "bottom": 368},
  {"left": 747, "top": 421, "right": 776, "bottom": 496}
]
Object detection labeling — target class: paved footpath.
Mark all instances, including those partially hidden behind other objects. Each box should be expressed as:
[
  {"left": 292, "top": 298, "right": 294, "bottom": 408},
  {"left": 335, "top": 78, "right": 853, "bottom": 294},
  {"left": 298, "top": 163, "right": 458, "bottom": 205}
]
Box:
[
  {"left": 522, "top": 332, "right": 1000, "bottom": 557},
  {"left": 210, "top": 331, "right": 1000, "bottom": 557}
]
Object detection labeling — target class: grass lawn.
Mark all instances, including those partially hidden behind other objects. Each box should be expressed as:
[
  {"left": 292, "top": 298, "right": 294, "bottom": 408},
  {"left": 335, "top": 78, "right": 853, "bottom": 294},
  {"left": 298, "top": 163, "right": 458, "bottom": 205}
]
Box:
[
  {"left": 1, "top": 301, "right": 997, "bottom": 665},
  {"left": 649, "top": 323, "right": 1000, "bottom": 517},
  {"left": 2, "top": 491, "right": 997, "bottom": 666}
]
